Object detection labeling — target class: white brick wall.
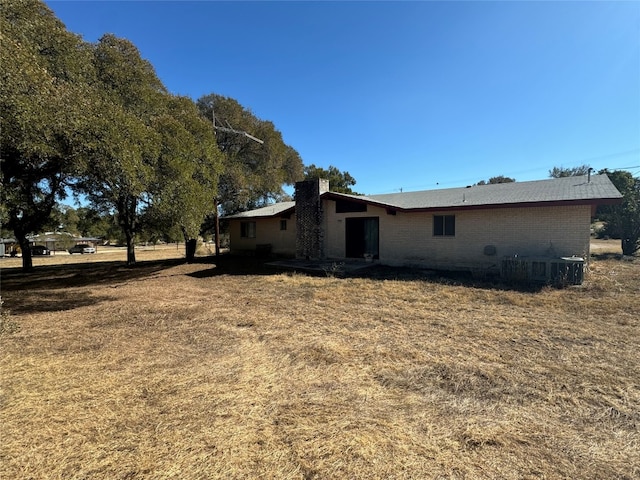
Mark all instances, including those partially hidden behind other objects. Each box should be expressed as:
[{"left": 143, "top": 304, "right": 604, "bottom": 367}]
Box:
[
  {"left": 229, "top": 201, "right": 592, "bottom": 270},
  {"left": 324, "top": 200, "right": 591, "bottom": 269}
]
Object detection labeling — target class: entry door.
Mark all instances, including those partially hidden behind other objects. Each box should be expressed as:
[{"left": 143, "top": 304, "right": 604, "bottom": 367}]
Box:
[{"left": 345, "top": 217, "right": 379, "bottom": 259}]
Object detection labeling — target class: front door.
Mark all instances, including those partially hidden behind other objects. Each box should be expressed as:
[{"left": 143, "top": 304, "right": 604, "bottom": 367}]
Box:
[{"left": 345, "top": 217, "right": 379, "bottom": 259}]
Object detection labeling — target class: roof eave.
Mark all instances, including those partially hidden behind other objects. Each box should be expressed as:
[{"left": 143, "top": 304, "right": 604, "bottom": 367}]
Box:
[
  {"left": 321, "top": 192, "right": 623, "bottom": 213},
  {"left": 223, "top": 205, "right": 296, "bottom": 220}
]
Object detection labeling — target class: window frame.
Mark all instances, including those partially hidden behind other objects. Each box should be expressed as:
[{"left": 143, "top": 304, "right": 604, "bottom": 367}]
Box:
[
  {"left": 280, "top": 219, "right": 287, "bottom": 231},
  {"left": 240, "top": 221, "right": 256, "bottom": 238},
  {"left": 336, "top": 199, "right": 367, "bottom": 213},
  {"left": 433, "top": 215, "right": 455, "bottom": 237}
]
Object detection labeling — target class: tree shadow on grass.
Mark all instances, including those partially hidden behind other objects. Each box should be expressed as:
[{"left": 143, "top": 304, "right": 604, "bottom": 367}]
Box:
[
  {"left": 186, "top": 255, "right": 278, "bottom": 278},
  {"left": 189, "top": 255, "right": 546, "bottom": 293},
  {"left": 354, "top": 265, "right": 546, "bottom": 293},
  {"left": 7, "top": 291, "right": 119, "bottom": 315},
  {"left": 590, "top": 252, "right": 634, "bottom": 261},
  {"left": 1, "top": 258, "right": 187, "bottom": 314}
]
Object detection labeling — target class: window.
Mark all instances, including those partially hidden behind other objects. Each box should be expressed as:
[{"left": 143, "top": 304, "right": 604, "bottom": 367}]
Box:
[
  {"left": 336, "top": 199, "right": 367, "bottom": 213},
  {"left": 433, "top": 215, "right": 455, "bottom": 236},
  {"left": 240, "top": 221, "right": 256, "bottom": 238},
  {"left": 280, "top": 219, "right": 287, "bottom": 231}
]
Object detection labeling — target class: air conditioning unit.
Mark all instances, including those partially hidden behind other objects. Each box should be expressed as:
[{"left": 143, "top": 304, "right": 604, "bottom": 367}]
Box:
[{"left": 501, "top": 256, "right": 585, "bottom": 285}]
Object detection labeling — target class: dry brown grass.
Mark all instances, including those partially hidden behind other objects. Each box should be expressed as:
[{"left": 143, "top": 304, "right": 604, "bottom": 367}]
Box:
[{"left": 1, "top": 244, "right": 638, "bottom": 479}]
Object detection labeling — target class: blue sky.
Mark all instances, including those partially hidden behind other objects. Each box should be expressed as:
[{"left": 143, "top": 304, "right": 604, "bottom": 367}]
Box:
[{"left": 46, "top": 1, "right": 640, "bottom": 195}]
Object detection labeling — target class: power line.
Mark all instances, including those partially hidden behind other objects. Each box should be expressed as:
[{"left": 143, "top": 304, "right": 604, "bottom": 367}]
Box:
[{"left": 367, "top": 162, "right": 640, "bottom": 195}]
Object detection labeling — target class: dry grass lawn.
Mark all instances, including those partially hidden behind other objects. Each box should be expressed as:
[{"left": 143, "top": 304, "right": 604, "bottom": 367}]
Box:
[{"left": 1, "top": 243, "right": 638, "bottom": 479}]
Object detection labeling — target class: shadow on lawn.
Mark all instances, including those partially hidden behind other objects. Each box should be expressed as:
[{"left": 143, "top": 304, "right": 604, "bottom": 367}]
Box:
[
  {"left": 2, "top": 254, "right": 547, "bottom": 316},
  {"left": 1, "top": 258, "right": 187, "bottom": 314},
  {"left": 190, "top": 255, "right": 546, "bottom": 293},
  {"left": 187, "top": 254, "right": 280, "bottom": 278}
]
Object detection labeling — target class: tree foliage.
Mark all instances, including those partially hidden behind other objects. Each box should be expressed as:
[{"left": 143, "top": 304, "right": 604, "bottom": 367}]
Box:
[
  {"left": 74, "top": 33, "right": 175, "bottom": 265},
  {"left": 145, "top": 96, "right": 222, "bottom": 261},
  {"left": 597, "top": 170, "right": 640, "bottom": 256},
  {"left": 77, "top": 98, "right": 161, "bottom": 265},
  {"left": 548, "top": 165, "right": 639, "bottom": 256},
  {"left": 76, "top": 207, "right": 118, "bottom": 239},
  {"left": 196, "top": 94, "right": 304, "bottom": 215},
  {"left": 476, "top": 176, "right": 516, "bottom": 185},
  {"left": 2, "top": 1, "right": 301, "bottom": 269},
  {"left": 41, "top": 205, "right": 79, "bottom": 234},
  {"left": 1, "top": 0, "right": 95, "bottom": 271},
  {"left": 549, "top": 165, "right": 592, "bottom": 178},
  {"left": 304, "top": 164, "right": 359, "bottom": 194}
]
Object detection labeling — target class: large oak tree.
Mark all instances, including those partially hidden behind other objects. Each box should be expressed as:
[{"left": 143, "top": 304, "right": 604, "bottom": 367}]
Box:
[
  {"left": 1, "top": 0, "right": 95, "bottom": 271},
  {"left": 76, "top": 34, "right": 167, "bottom": 265},
  {"left": 145, "top": 96, "right": 222, "bottom": 262},
  {"left": 196, "top": 94, "right": 304, "bottom": 215}
]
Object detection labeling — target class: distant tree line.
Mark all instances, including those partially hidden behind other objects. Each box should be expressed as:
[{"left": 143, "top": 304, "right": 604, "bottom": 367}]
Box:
[{"left": 476, "top": 176, "right": 516, "bottom": 185}]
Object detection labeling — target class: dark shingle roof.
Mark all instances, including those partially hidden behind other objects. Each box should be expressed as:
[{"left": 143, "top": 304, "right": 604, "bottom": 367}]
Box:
[
  {"left": 334, "top": 174, "right": 622, "bottom": 210},
  {"left": 224, "top": 201, "right": 295, "bottom": 219},
  {"left": 224, "top": 175, "right": 622, "bottom": 218}
]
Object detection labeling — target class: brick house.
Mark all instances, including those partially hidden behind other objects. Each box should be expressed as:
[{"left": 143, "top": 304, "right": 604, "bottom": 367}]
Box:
[{"left": 224, "top": 175, "right": 621, "bottom": 278}]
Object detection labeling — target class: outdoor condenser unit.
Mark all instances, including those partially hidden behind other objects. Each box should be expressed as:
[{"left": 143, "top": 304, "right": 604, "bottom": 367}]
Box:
[{"left": 501, "top": 256, "right": 585, "bottom": 285}]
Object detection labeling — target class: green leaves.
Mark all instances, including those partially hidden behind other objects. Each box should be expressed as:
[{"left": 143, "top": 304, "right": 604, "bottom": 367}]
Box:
[
  {"left": 304, "top": 164, "right": 359, "bottom": 194},
  {"left": 598, "top": 170, "right": 640, "bottom": 256},
  {"left": 1, "top": 0, "right": 98, "bottom": 270},
  {"left": 3, "top": 1, "right": 302, "bottom": 267},
  {"left": 549, "top": 165, "right": 592, "bottom": 178},
  {"left": 197, "top": 94, "right": 304, "bottom": 215},
  {"left": 476, "top": 176, "right": 516, "bottom": 185},
  {"left": 92, "top": 34, "right": 166, "bottom": 117},
  {"left": 146, "top": 96, "right": 222, "bottom": 240}
]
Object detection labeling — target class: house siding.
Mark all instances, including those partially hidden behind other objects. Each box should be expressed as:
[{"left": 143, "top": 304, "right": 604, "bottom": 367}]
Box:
[
  {"left": 324, "top": 200, "right": 591, "bottom": 269},
  {"left": 229, "top": 215, "right": 297, "bottom": 256}
]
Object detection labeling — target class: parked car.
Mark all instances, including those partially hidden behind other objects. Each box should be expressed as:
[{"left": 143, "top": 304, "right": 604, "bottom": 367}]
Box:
[
  {"left": 68, "top": 244, "right": 96, "bottom": 254},
  {"left": 30, "top": 245, "right": 50, "bottom": 256}
]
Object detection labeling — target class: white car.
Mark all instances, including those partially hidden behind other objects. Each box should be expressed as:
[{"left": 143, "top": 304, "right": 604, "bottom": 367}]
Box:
[{"left": 69, "top": 244, "right": 96, "bottom": 254}]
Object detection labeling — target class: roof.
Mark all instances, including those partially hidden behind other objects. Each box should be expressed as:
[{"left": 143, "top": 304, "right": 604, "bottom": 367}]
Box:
[
  {"left": 327, "top": 174, "right": 622, "bottom": 212},
  {"left": 223, "top": 201, "right": 295, "bottom": 219},
  {"left": 224, "top": 174, "right": 622, "bottom": 218}
]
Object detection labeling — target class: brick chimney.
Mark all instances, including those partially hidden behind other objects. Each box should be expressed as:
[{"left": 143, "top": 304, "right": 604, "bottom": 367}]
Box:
[{"left": 295, "top": 179, "right": 329, "bottom": 259}]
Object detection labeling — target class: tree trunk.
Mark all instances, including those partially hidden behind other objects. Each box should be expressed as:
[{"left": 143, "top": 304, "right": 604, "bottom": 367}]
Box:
[
  {"left": 17, "top": 234, "right": 33, "bottom": 272},
  {"left": 117, "top": 195, "right": 137, "bottom": 266},
  {"left": 181, "top": 227, "right": 196, "bottom": 263},
  {"left": 213, "top": 198, "right": 220, "bottom": 262},
  {"left": 185, "top": 239, "right": 197, "bottom": 263},
  {"left": 125, "top": 229, "right": 136, "bottom": 265},
  {"left": 622, "top": 238, "right": 638, "bottom": 256}
]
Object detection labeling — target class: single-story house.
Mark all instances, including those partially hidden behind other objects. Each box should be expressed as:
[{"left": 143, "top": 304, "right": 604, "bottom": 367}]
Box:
[
  {"left": 224, "top": 175, "right": 622, "bottom": 281},
  {"left": 28, "top": 233, "right": 101, "bottom": 252}
]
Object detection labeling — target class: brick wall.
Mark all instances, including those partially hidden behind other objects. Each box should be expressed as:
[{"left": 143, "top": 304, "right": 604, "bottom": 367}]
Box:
[
  {"left": 295, "top": 179, "right": 329, "bottom": 259},
  {"left": 324, "top": 201, "right": 592, "bottom": 270}
]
